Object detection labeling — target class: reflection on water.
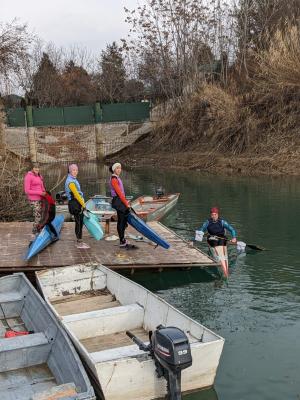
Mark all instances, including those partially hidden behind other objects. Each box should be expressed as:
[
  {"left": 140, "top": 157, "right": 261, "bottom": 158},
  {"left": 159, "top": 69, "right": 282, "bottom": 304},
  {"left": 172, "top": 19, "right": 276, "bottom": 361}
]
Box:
[
  {"left": 184, "top": 387, "right": 218, "bottom": 400},
  {"left": 40, "top": 162, "right": 300, "bottom": 400}
]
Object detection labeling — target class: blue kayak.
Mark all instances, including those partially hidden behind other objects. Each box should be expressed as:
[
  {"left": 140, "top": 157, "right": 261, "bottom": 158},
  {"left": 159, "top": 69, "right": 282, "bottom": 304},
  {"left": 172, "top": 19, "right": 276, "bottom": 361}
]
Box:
[
  {"left": 127, "top": 212, "right": 170, "bottom": 249},
  {"left": 83, "top": 211, "right": 104, "bottom": 240},
  {"left": 25, "top": 215, "right": 64, "bottom": 261}
]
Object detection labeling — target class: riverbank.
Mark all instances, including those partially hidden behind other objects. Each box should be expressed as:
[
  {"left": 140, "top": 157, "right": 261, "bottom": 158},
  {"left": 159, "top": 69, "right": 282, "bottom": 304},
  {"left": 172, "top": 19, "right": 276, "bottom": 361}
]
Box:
[{"left": 107, "top": 134, "right": 300, "bottom": 176}]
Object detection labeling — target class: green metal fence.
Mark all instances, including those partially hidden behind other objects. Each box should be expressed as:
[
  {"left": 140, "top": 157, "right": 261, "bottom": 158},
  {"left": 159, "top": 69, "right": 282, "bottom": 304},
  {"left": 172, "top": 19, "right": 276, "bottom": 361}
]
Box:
[
  {"left": 6, "top": 108, "right": 26, "bottom": 127},
  {"left": 6, "top": 102, "right": 150, "bottom": 127},
  {"left": 102, "top": 102, "right": 150, "bottom": 123}
]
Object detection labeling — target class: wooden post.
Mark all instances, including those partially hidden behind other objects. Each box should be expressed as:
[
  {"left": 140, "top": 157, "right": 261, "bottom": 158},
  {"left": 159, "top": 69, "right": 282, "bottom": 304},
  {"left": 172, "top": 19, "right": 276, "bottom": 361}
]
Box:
[
  {"left": 95, "top": 103, "right": 105, "bottom": 161},
  {"left": 26, "top": 106, "right": 37, "bottom": 162}
]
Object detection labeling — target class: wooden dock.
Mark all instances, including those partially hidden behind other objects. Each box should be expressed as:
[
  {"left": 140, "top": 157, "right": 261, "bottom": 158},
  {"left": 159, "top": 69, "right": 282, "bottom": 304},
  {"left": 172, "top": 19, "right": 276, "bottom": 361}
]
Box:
[{"left": 0, "top": 221, "right": 216, "bottom": 273}]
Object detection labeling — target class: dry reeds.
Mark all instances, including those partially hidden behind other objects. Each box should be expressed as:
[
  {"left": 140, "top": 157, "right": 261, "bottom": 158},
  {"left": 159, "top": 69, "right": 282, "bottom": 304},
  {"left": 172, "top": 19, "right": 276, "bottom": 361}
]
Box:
[
  {"left": 153, "top": 84, "right": 257, "bottom": 155},
  {"left": 256, "top": 25, "right": 300, "bottom": 91},
  {"left": 150, "top": 24, "right": 300, "bottom": 159}
]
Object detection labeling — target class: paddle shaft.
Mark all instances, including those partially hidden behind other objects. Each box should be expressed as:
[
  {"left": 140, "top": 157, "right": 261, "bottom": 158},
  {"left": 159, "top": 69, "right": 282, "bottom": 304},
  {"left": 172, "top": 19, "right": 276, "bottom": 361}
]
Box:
[{"left": 168, "top": 226, "right": 264, "bottom": 250}]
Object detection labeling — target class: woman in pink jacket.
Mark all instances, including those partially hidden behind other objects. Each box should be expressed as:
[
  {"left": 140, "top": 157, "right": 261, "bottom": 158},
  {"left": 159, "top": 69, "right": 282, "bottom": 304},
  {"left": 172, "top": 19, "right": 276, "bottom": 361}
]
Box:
[{"left": 24, "top": 163, "right": 46, "bottom": 238}]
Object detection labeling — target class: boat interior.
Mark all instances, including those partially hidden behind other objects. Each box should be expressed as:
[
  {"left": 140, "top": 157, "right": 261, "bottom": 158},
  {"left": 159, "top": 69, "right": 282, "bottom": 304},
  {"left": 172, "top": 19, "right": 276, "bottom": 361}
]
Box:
[
  {"left": 131, "top": 194, "right": 179, "bottom": 215},
  {"left": 38, "top": 264, "right": 221, "bottom": 365},
  {"left": 0, "top": 274, "right": 92, "bottom": 400}
]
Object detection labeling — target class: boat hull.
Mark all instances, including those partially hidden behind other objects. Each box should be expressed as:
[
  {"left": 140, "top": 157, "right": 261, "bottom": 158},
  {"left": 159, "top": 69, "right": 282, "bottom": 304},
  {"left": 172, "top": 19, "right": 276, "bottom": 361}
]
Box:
[
  {"left": 36, "top": 264, "right": 225, "bottom": 400},
  {"left": 209, "top": 245, "right": 229, "bottom": 278},
  {"left": 0, "top": 273, "right": 95, "bottom": 400},
  {"left": 127, "top": 212, "right": 170, "bottom": 249},
  {"left": 132, "top": 193, "right": 180, "bottom": 222},
  {"left": 25, "top": 215, "right": 64, "bottom": 261}
]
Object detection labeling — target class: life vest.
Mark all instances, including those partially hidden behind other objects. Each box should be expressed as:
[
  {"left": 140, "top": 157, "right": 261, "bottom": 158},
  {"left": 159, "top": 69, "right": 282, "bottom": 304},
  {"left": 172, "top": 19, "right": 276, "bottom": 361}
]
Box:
[
  {"left": 110, "top": 175, "right": 125, "bottom": 198},
  {"left": 65, "top": 174, "right": 83, "bottom": 201},
  {"left": 207, "top": 218, "right": 225, "bottom": 236}
]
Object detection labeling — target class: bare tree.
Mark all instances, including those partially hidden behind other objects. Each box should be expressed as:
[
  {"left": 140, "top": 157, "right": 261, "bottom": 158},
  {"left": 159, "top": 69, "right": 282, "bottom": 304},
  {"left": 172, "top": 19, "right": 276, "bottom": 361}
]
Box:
[
  {"left": 0, "top": 20, "right": 32, "bottom": 79},
  {"left": 123, "top": 0, "right": 235, "bottom": 100},
  {"left": 234, "top": 0, "right": 300, "bottom": 76}
]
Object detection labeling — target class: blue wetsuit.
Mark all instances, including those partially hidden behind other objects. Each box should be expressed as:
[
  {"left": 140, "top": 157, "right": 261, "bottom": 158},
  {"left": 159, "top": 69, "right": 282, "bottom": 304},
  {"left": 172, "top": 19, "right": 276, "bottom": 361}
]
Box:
[{"left": 198, "top": 218, "right": 236, "bottom": 247}]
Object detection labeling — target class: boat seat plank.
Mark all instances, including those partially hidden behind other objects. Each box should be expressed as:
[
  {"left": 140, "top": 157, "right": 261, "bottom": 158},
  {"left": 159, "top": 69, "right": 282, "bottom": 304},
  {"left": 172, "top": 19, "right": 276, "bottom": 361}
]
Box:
[
  {"left": 0, "top": 292, "right": 23, "bottom": 303},
  {"left": 50, "top": 289, "right": 110, "bottom": 304},
  {"left": 52, "top": 294, "right": 120, "bottom": 316},
  {"left": 81, "top": 327, "right": 149, "bottom": 353},
  {"left": 90, "top": 344, "right": 148, "bottom": 363},
  {"left": 0, "top": 332, "right": 49, "bottom": 352}
]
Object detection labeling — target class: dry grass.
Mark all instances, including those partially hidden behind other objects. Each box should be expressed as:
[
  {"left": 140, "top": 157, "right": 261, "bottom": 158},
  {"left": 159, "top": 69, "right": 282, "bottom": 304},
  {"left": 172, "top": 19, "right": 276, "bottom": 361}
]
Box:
[
  {"left": 255, "top": 25, "right": 300, "bottom": 91},
  {"left": 152, "top": 84, "right": 258, "bottom": 155},
  {"left": 147, "top": 25, "right": 300, "bottom": 163}
]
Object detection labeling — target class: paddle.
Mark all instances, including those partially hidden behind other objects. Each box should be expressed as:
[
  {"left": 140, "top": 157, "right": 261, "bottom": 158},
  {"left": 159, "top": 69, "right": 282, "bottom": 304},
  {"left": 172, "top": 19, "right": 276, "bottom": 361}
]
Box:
[{"left": 167, "top": 225, "right": 265, "bottom": 251}]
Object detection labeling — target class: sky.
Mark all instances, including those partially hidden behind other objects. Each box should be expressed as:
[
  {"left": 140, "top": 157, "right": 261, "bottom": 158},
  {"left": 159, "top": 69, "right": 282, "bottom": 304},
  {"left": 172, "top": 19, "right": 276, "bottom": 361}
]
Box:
[{"left": 1, "top": 0, "right": 140, "bottom": 56}]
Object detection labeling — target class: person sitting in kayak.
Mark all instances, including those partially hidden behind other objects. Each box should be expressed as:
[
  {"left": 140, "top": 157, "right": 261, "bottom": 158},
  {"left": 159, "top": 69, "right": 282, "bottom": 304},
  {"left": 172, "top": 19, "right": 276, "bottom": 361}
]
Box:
[
  {"left": 195, "top": 207, "right": 237, "bottom": 246},
  {"left": 37, "top": 191, "right": 58, "bottom": 238},
  {"left": 109, "top": 162, "right": 136, "bottom": 249},
  {"left": 65, "top": 164, "right": 90, "bottom": 249}
]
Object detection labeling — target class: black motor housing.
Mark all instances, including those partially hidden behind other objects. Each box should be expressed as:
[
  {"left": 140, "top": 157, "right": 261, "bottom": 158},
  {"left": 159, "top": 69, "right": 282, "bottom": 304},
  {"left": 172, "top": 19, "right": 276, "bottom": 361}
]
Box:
[
  {"left": 155, "top": 187, "right": 165, "bottom": 197},
  {"left": 152, "top": 325, "right": 192, "bottom": 370},
  {"left": 126, "top": 325, "right": 192, "bottom": 400}
]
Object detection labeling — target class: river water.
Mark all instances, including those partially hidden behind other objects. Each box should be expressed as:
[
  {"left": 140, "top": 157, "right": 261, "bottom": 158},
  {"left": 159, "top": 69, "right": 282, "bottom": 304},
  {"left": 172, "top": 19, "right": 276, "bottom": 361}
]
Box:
[{"left": 43, "top": 163, "right": 300, "bottom": 400}]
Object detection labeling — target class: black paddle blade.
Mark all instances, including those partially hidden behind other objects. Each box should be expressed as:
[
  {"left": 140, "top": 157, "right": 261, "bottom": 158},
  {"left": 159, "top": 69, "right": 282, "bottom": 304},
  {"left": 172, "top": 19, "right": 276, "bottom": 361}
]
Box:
[{"left": 246, "top": 244, "right": 266, "bottom": 251}]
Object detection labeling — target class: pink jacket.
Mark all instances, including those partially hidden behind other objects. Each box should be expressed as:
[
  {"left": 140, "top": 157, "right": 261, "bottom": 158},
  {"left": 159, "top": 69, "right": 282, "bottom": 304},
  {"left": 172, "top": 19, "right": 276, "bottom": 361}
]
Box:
[{"left": 24, "top": 171, "right": 46, "bottom": 201}]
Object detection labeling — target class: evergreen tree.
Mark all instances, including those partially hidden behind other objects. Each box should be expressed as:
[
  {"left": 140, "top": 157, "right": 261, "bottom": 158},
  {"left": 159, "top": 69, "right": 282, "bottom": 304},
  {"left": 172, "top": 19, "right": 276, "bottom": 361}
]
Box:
[
  {"left": 30, "top": 52, "right": 63, "bottom": 107},
  {"left": 97, "top": 42, "right": 126, "bottom": 103}
]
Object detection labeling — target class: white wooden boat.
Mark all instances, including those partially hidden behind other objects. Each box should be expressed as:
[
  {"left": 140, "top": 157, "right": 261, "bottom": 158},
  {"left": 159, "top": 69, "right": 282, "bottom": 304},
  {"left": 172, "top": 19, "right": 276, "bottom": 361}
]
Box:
[
  {"left": 131, "top": 193, "right": 180, "bottom": 222},
  {"left": 36, "top": 264, "right": 224, "bottom": 400},
  {"left": 0, "top": 273, "right": 95, "bottom": 400}
]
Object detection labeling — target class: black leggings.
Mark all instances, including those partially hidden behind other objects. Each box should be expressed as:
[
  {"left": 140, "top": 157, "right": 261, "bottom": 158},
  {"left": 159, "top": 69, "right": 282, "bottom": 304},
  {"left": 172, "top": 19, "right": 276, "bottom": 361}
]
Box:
[
  {"left": 207, "top": 235, "right": 227, "bottom": 247},
  {"left": 68, "top": 199, "right": 84, "bottom": 240},
  {"left": 112, "top": 197, "right": 129, "bottom": 244}
]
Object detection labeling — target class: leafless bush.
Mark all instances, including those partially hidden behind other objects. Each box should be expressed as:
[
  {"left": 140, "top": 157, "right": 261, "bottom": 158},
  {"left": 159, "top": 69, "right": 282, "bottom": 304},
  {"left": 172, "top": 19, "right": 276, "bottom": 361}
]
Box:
[{"left": 0, "top": 154, "right": 30, "bottom": 221}]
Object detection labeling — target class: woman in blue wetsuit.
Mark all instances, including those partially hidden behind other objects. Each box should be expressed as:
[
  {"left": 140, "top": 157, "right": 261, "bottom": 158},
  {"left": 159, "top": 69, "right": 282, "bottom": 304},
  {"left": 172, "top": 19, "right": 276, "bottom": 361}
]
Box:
[{"left": 195, "top": 207, "right": 237, "bottom": 246}]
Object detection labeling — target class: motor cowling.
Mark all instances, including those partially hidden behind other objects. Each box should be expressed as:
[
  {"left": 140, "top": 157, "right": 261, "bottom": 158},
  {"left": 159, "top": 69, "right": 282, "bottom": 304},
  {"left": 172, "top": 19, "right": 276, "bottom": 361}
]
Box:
[
  {"left": 152, "top": 326, "right": 192, "bottom": 371},
  {"left": 155, "top": 187, "right": 165, "bottom": 197}
]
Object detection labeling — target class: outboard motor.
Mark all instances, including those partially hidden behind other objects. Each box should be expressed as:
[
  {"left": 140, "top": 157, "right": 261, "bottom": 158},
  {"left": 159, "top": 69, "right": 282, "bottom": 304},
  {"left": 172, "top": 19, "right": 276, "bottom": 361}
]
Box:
[
  {"left": 127, "top": 325, "right": 192, "bottom": 400},
  {"left": 55, "top": 191, "right": 68, "bottom": 204},
  {"left": 155, "top": 187, "right": 165, "bottom": 198}
]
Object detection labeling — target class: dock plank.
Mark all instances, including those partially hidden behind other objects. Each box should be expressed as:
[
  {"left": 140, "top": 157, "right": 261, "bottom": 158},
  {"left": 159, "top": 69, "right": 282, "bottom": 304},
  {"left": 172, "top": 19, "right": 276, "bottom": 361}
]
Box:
[{"left": 0, "top": 221, "right": 216, "bottom": 272}]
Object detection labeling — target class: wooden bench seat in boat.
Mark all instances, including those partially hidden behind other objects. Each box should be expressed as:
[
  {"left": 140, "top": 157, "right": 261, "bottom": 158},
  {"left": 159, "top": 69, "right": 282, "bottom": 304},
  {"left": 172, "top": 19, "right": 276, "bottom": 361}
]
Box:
[
  {"left": 63, "top": 304, "right": 144, "bottom": 340},
  {"left": 0, "top": 333, "right": 51, "bottom": 372},
  {"left": 51, "top": 292, "right": 119, "bottom": 316},
  {"left": 81, "top": 327, "right": 149, "bottom": 353},
  {"left": 0, "top": 292, "right": 24, "bottom": 303}
]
